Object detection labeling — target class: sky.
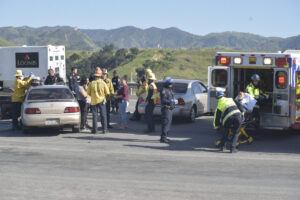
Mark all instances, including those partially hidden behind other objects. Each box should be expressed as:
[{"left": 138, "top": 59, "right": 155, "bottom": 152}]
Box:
[{"left": 0, "top": 0, "right": 299, "bottom": 38}]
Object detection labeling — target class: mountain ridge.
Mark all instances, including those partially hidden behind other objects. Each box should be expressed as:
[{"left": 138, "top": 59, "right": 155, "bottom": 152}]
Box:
[{"left": 0, "top": 26, "right": 299, "bottom": 50}]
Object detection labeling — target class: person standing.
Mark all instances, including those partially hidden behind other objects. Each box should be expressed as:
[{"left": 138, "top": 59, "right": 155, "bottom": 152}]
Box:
[
  {"left": 68, "top": 67, "right": 79, "bottom": 98},
  {"left": 115, "top": 75, "right": 130, "bottom": 129},
  {"left": 130, "top": 75, "right": 148, "bottom": 121},
  {"left": 102, "top": 68, "right": 114, "bottom": 129},
  {"left": 111, "top": 70, "right": 121, "bottom": 113},
  {"left": 87, "top": 69, "right": 110, "bottom": 134},
  {"left": 11, "top": 70, "right": 33, "bottom": 130},
  {"left": 77, "top": 78, "right": 90, "bottom": 132},
  {"left": 160, "top": 77, "right": 177, "bottom": 143},
  {"left": 144, "top": 72, "right": 159, "bottom": 133},
  {"left": 213, "top": 90, "right": 242, "bottom": 153},
  {"left": 44, "top": 69, "right": 64, "bottom": 85}
]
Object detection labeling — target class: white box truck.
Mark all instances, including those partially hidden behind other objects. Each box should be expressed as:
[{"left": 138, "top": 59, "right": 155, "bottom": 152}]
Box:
[{"left": 0, "top": 45, "right": 66, "bottom": 119}]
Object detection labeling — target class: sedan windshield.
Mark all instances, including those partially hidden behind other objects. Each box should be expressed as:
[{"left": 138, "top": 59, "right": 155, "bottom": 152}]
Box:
[
  {"left": 27, "top": 88, "right": 74, "bottom": 100},
  {"left": 156, "top": 82, "right": 188, "bottom": 94}
]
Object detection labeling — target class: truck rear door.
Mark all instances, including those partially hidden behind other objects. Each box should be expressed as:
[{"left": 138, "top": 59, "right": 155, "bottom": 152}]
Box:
[
  {"left": 273, "top": 68, "right": 289, "bottom": 116},
  {"left": 207, "top": 66, "right": 231, "bottom": 113}
]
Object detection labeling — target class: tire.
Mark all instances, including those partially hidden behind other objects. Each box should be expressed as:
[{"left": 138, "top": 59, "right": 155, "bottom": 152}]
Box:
[
  {"left": 72, "top": 125, "right": 80, "bottom": 133},
  {"left": 187, "top": 105, "right": 197, "bottom": 123}
]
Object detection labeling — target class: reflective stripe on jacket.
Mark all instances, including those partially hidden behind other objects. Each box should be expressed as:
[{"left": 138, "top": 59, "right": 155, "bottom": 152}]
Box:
[
  {"left": 12, "top": 77, "right": 32, "bottom": 103},
  {"left": 150, "top": 82, "right": 160, "bottom": 104},
  {"left": 104, "top": 78, "right": 115, "bottom": 100},
  {"left": 245, "top": 82, "right": 268, "bottom": 99},
  {"left": 213, "top": 97, "right": 241, "bottom": 128}
]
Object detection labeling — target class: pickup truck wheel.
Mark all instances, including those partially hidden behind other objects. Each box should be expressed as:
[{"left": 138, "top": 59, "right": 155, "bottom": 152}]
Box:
[
  {"left": 187, "top": 106, "right": 196, "bottom": 123},
  {"left": 72, "top": 125, "right": 80, "bottom": 133}
]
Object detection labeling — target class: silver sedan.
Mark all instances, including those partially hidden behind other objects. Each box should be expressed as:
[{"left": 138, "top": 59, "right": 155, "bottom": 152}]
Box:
[
  {"left": 138, "top": 79, "right": 208, "bottom": 122},
  {"left": 21, "top": 85, "right": 81, "bottom": 133}
]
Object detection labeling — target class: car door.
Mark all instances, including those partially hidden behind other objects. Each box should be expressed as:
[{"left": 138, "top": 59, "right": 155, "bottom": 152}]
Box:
[
  {"left": 191, "top": 82, "right": 204, "bottom": 114},
  {"left": 198, "top": 82, "right": 208, "bottom": 113}
]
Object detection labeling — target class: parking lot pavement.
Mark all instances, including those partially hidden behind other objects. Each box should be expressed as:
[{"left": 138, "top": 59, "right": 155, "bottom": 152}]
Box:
[{"left": 1, "top": 105, "right": 300, "bottom": 199}]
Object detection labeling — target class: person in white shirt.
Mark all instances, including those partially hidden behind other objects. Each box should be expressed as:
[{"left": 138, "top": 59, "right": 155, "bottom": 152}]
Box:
[{"left": 235, "top": 92, "right": 257, "bottom": 121}]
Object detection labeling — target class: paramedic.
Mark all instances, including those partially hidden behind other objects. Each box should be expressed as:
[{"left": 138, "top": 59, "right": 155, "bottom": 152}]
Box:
[{"left": 214, "top": 90, "right": 241, "bottom": 153}]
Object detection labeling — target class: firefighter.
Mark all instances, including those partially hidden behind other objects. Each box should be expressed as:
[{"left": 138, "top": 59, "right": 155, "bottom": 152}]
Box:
[
  {"left": 102, "top": 68, "right": 114, "bottom": 129},
  {"left": 160, "top": 77, "right": 177, "bottom": 143},
  {"left": 144, "top": 72, "right": 159, "bottom": 133},
  {"left": 87, "top": 68, "right": 110, "bottom": 134},
  {"left": 130, "top": 75, "right": 148, "bottom": 121},
  {"left": 214, "top": 90, "right": 242, "bottom": 153},
  {"left": 11, "top": 70, "right": 33, "bottom": 130},
  {"left": 68, "top": 67, "right": 79, "bottom": 98},
  {"left": 245, "top": 74, "right": 268, "bottom": 124}
]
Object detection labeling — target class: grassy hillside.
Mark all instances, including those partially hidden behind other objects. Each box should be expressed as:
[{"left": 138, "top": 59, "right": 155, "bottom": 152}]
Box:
[
  {"left": 0, "top": 37, "right": 14, "bottom": 46},
  {"left": 110, "top": 48, "right": 222, "bottom": 83}
]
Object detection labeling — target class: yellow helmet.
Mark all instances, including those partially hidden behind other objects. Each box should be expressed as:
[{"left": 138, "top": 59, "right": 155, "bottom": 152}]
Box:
[
  {"left": 145, "top": 68, "right": 152, "bottom": 76},
  {"left": 14, "top": 70, "right": 23, "bottom": 77},
  {"left": 147, "top": 72, "right": 156, "bottom": 81}
]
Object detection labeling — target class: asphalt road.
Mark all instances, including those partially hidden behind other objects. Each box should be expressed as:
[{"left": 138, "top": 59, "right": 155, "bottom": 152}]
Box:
[{"left": 0, "top": 99, "right": 300, "bottom": 200}]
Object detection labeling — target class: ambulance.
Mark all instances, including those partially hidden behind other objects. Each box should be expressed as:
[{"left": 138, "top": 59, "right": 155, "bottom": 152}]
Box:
[{"left": 208, "top": 50, "right": 300, "bottom": 130}]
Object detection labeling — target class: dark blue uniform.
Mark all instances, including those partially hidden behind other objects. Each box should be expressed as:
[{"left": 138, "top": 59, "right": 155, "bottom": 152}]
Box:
[
  {"left": 160, "top": 86, "right": 175, "bottom": 140},
  {"left": 68, "top": 73, "right": 79, "bottom": 97}
]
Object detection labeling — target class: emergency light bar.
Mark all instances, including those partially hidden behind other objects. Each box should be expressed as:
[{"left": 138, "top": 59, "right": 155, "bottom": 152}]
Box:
[
  {"left": 263, "top": 57, "right": 272, "bottom": 65},
  {"left": 233, "top": 57, "right": 242, "bottom": 64}
]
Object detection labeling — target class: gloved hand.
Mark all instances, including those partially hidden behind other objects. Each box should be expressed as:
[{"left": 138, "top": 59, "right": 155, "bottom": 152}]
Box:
[
  {"left": 29, "top": 72, "right": 34, "bottom": 78},
  {"left": 259, "top": 95, "right": 265, "bottom": 101},
  {"left": 171, "top": 99, "right": 178, "bottom": 104}
]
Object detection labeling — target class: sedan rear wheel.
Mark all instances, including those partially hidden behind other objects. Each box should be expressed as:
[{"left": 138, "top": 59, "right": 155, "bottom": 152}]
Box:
[{"left": 188, "top": 106, "right": 196, "bottom": 123}]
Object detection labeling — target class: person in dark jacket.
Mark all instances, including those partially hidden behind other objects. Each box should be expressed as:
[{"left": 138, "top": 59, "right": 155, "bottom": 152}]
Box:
[
  {"left": 44, "top": 69, "right": 64, "bottom": 85},
  {"left": 160, "top": 77, "right": 177, "bottom": 143},
  {"left": 68, "top": 67, "right": 79, "bottom": 98},
  {"left": 111, "top": 70, "right": 121, "bottom": 113}
]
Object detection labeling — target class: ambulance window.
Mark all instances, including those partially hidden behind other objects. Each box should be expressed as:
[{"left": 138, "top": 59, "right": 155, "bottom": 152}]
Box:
[
  {"left": 275, "top": 71, "right": 287, "bottom": 89},
  {"left": 55, "top": 67, "right": 59, "bottom": 73},
  {"left": 55, "top": 56, "right": 59, "bottom": 60},
  {"left": 61, "top": 55, "right": 64, "bottom": 60},
  {"left": 49, "top": 56, "right": 53, "bottom": 61},
  {"left": 212, "top": 69, "right": 227, "bottom": 87}
]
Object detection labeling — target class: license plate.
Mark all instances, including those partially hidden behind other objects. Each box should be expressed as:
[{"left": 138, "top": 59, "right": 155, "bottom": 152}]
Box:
[{"left": 45, "top": 119, "right": 60, "bottom": 125}]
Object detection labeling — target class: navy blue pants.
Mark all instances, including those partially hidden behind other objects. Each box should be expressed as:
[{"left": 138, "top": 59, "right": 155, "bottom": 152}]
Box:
[
  {"left": 161, "top": 107, "right": 172, "bottom": 139},
  {"left": 12, "top": 102, "right": 22, "bottom": 128},
  {"left": 91, "top": 102, "right": 107, "bottom": 132},
  {"left": 145, "top": 103, "right": 155, "bottom": 131},
  {"left": 220, "top": 114, "right": 241, "bottom": 149}
]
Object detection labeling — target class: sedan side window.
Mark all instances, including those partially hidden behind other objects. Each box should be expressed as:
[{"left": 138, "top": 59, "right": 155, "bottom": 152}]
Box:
[
  {"left": 199, "top": 83, "right": 207, "bottom": 93},
  {"left": 192, "top": 83, "right": 202, "bottom": 94}
]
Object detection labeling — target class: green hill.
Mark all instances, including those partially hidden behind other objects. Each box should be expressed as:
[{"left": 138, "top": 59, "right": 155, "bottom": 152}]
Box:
[
  {"left": 0, "top": 37, "right": 14, "bottom": 46},
  {"left": 0, "top": 26, "right": 97, "bottom": 50},
  {"left": 111, "top": 48, "right": 221, "bottom": 83}
]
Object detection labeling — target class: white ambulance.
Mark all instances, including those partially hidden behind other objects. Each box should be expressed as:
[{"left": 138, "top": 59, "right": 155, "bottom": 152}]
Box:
[
  {"left": 0, "top": 45, "right": 66, "bottom": 89},
  {"left": 208, "top": 50, "right": 300, "bottom": 130}
]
